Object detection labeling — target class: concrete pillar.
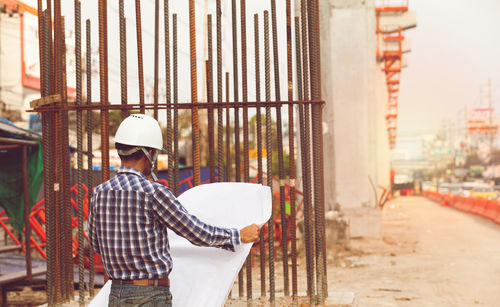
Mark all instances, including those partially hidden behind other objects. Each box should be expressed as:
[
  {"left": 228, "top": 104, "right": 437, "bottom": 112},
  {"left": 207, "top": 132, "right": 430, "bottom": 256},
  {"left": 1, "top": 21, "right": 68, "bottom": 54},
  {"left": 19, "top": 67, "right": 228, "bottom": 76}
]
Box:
[{"left": 319, "top": 0, "right": 381, "bottom": 238}]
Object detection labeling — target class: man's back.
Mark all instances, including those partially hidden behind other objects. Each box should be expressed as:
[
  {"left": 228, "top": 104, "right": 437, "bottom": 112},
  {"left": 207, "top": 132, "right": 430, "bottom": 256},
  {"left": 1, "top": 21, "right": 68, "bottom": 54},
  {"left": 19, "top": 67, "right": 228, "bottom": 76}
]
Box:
[
  {"left": 89, "top": 166, "right": 172, "bottom": 280},
  {"left": 89, "top": 166, "right": 240, "bottom": 280}
]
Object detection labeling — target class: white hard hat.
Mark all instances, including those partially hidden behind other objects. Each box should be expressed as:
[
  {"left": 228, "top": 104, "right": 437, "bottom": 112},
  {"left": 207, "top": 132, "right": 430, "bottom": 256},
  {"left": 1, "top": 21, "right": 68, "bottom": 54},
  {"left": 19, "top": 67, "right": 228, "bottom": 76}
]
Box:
[{"left": 114, "top": 113, "right": 163, "bottom": 150}]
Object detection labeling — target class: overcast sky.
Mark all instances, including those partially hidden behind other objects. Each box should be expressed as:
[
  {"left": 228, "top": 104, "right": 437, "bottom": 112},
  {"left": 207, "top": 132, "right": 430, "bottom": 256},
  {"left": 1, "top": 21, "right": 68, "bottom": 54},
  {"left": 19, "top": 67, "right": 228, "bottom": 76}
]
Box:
[{"left": 398, "top": 0, "right": 500, "bottom": 140}]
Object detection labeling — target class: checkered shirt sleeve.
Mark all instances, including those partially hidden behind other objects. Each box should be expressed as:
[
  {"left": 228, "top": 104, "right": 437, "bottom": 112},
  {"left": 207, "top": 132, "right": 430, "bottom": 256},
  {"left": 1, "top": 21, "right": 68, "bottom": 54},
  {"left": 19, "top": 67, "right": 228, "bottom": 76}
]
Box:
[{"left": 152, "top": 186, "right": 241, "bottom": 250}]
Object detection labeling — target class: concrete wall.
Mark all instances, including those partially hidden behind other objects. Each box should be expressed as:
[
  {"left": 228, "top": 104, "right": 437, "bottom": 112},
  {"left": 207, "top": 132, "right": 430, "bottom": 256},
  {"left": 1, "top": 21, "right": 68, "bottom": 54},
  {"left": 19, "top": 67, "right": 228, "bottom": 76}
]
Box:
[{"left": 319, "top": 0, "right": 383, "bottom": 238}]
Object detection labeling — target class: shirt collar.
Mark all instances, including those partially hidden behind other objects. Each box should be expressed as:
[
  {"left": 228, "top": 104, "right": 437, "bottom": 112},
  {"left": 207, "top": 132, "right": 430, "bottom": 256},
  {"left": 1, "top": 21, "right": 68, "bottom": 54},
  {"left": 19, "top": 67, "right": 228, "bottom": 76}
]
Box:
[{"left": 117, "top": 166, "right": 146, "bottom": 178}]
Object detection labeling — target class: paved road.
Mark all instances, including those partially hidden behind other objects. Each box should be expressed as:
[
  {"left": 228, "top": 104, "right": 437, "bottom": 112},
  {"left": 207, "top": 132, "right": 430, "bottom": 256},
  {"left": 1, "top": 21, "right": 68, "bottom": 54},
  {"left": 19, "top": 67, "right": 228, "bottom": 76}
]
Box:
[{"left": 330, "top": 196, "right": 500, "bottom": 307}]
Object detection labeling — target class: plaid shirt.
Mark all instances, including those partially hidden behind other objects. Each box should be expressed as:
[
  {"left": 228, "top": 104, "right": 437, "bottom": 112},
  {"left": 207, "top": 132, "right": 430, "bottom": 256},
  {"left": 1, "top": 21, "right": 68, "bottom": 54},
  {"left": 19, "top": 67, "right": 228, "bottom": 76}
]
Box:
[{"left": 89, "top": 166, "right": 240, "bottom": 280}]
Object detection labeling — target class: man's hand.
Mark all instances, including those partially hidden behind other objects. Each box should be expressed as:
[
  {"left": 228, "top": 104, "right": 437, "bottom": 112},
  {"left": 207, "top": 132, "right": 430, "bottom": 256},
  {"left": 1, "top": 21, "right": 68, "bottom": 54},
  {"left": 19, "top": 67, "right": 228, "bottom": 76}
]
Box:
[{"left": 240, "top": 224, "right": 260, "bottom": 243}]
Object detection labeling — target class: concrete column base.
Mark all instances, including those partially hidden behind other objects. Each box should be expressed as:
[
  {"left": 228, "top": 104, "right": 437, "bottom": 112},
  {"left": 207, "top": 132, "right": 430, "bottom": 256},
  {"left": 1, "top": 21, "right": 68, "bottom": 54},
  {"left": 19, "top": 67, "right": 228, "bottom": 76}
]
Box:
[
  {"left": 324, "top": 292, "right": 358, "bottom": 307},
  {"left": 343, "top": 207, "right": 382, "bottom": 238}
]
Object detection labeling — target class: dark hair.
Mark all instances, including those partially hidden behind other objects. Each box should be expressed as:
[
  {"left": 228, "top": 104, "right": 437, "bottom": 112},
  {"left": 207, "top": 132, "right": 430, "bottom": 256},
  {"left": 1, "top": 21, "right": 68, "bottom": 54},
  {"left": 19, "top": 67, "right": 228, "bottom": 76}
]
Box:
[{"left": 115, "top": 143, "right": 153, "bottom": 161}]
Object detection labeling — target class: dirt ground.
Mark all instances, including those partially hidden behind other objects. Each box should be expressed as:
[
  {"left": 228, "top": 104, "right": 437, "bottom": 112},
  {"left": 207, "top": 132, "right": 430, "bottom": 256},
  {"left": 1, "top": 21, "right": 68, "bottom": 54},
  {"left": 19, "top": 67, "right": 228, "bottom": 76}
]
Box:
[
  {"left": 227, "top": 196, "right": 500, "bottom": 306},
  {"left": 327, "top": 196, "right": 500, "bottom": 307}
]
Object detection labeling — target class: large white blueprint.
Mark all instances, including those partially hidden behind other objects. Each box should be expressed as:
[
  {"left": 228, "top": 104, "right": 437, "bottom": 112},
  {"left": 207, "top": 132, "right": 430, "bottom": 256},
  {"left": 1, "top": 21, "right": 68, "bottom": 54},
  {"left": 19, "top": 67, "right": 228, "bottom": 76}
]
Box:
[{"left": 89, "top": 182, "right": 272, "bottom": 307}]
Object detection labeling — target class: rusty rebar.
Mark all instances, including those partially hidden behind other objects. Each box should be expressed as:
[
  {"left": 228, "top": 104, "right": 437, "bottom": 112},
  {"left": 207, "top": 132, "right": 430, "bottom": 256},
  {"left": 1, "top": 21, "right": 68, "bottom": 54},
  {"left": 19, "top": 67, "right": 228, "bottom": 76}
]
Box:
[
  {"left": 86, "top": 18, "right": 95, "bottom": 298},
  {"left": 264, "top": 10, "right": 275, "bottom": 304},
  {"left": 286, "top": 2, "right": 298, "bottom": 303},
  {"left": 98, "top": 0, "right": 110, "bottom": 185},
  {"left": 52, "top": 0, "right": 64, "bottom": 300},
  {"left": 22, "top": 145, "right": 32, "bottom": 282},
  {"left": 54, "top": 3, "right": 65, "bottom": 297},
  {"left": 41, "top": 9, "right": 55, "bottom": 305},
  {"left": 307, "top": 0, "right": 327, "bottom": 302},
  {"left": 207, "top": 15, "right": 215, "bottom": 183},
  {"left": 301, "top": 0, "right": 315, "bottom": 302},
  {"left": 254, "top": 13, "right": 266, "bottom": 297},
  {"left": 231, "top": 0, "right": 243, "bottom": 295},
  {"left": 173, "top": 13, "right": 179, "bottom": 196},
  {"left": 165, "top": 0, "right": 173, "bottom": 192},
  {"left": 153, "top": 0, "right": 159, "bottom": 119},
  {"left": 61, "top": 15, "right": 75, "bottom": 301},
  {"left": 46, "top": 0, "right": 54, "bottom": 96},
  {"left": 75, "top": 1, "right": 85, "bottom": 305},
  {"left": 241, "top": 0, "right": 249, "bottom": 185},
  {"left": 189, "top": 0, "right": 201, "bottom": 186},
  {"left": 271, "top": 0, "right": 289, "bottom": 296},
  {"left": 33, "top": 100, "right": 324, "bottom": 113},
  {"left": 119, "top": 0, "right": 128, "bottom": 119},
  {"left": 216, "top": 0, "right": 224, "bottom": 182},
  {"left": 225, "top": 72, "right": 231, "bottom": 182},
  {"left": 135, "top": 0, "right": 145, "bottom": 114},
  {"left": 239, "top": 0, "right": 252, "bottom": 301},
  {"left": 37, "top": 0, "right": 44, "bottom": 94}
]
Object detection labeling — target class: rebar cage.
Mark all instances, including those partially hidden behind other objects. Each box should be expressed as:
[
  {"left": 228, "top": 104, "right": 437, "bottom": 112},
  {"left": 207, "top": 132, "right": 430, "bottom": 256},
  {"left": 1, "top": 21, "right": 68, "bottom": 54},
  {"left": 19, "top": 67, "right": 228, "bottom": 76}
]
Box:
[{"left": 30, "top": 0, "right": 327, "bottom": 305}]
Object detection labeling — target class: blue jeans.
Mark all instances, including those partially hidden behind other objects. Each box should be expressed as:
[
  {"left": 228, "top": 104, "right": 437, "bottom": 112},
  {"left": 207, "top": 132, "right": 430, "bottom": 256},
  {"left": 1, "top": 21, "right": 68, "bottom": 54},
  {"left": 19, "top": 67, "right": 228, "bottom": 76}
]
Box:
[{"left": 108, "top": 282, "right": 172, "bottom": 307}]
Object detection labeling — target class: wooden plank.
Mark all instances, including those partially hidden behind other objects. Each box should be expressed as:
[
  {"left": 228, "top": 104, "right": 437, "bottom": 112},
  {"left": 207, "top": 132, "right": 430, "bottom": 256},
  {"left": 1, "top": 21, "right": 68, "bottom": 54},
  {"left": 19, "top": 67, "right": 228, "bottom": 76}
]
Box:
[
  {"left": 29, "top": 94, "right": 62, "bottom": 108},
  {"left": 0, "top": 246, "right": 21, "bottom": 254},
  {"left": 0, "top": 266, "right": 46, "bottom": 285}
]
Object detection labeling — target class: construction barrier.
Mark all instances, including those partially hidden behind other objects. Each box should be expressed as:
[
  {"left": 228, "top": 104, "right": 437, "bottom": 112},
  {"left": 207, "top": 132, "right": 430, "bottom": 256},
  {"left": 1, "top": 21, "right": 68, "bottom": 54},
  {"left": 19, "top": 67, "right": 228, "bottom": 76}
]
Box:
[{"left": 424, "top": 191, "right": 500, "bottom": 224}]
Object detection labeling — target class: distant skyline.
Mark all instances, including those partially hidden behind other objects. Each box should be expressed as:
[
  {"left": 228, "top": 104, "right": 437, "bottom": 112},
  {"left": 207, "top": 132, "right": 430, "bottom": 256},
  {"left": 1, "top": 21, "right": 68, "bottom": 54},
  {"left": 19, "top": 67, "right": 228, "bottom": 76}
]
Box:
[{"left": 398, "top": 0, "right": 500, "bottom": 142}]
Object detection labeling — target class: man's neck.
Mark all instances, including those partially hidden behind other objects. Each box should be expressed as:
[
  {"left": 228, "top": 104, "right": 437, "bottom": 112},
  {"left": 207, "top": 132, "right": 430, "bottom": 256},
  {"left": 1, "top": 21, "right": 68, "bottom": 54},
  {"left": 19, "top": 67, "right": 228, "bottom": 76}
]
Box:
[{"left": 121, "top": 160, "right": 145, "bottom": 174}]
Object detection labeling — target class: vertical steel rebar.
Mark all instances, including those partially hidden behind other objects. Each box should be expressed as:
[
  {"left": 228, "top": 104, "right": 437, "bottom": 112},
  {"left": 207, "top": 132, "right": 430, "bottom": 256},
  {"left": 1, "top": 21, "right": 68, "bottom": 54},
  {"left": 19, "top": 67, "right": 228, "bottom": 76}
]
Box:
[
  {"left": 231, "top": 0, "right": 243, "bottom": 295},
  {"left": 135, "top": 0, "right": 146, "bottom": 114},
  {"left": 52, "top": 0, "right": 65, "bottom": 300},
  {"left": 60, "top": 16, "right": 75, "bottom": 301},
  {"left": 286, "top": 1, "right": 298, "bottom": 303},
  {"left": 46, "top": 0, "right": 53, "bottom": 96},
  {"left": 254, "top": 13, "right": 266, "bottom": 298},
  {"left": 270, "top": 0, "right": 289, "bottom": 296},
  {"left": 216, "top": 0, "right": 224, "bottom": 182},
  {"left": 45, "top": 0, "right": 56, "bottom": 94},
  {"left": 119, "top": 0, "right": 128, "bottom": 119},
  {"left": 207, "top": 15, "right": 215, "bottom": 183},
  {"left": 264, "top": 11, "right": 275, "bottom": 304},
  {"left": 173, "top": 14, "right": 179, "bottom": 196},
  {"left": 98, "top": 0, "right": 110, "bottom": 184},
  {"left": 40, "top": 9, "right": 56, "bottom": 305},
  {"left": 165, "top": 0, "right": 173, "bottom": 191},
  {"left": 86, "top": 18, "right": 95, "bottom": 298},
  {"left": 189, "top": 0, "right": 201, "bottom": 186},
  {"left": 307, "top": 0, "right": 327, "bottom": 302},
  {"left": 300, "top": 0, "right": 316, "bottom": 302},
  {"left": 75, "top": 1, "right": 85, "bottom": 305},
  {"left": 153, "top": 0, "right": 159, "bottom": 119},
  {"left": 98, "top": 0, "right": 111, "bottom": 284},
  {"left": 225, "top": 72, "right": 231, "bottom": 182},
  {"left": 240, "top": 0, "right": 249, "bottom": 184},
  {"left": 22, "top": 145, "right": 32, "bottom": 282},
  {"left": 239, "top": 0, "right": 252, "bottom": 301},
  {"left": 36, "top": 0, "right": 44, "bottom": 95}
]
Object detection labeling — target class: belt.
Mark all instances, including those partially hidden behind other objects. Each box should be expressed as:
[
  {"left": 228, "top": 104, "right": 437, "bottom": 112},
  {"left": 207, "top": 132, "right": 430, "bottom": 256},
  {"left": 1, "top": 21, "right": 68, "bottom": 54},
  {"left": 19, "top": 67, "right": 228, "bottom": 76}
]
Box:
[{"left": 113, "top": 278, "right": 170, "bottom": 287}]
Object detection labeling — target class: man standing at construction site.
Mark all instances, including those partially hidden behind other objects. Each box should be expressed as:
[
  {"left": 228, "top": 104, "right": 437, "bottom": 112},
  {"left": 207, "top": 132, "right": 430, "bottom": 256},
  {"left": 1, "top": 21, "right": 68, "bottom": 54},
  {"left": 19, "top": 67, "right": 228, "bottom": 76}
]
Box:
[{"left": 89, "top": 114, "right": 260, "bottom": 306}]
